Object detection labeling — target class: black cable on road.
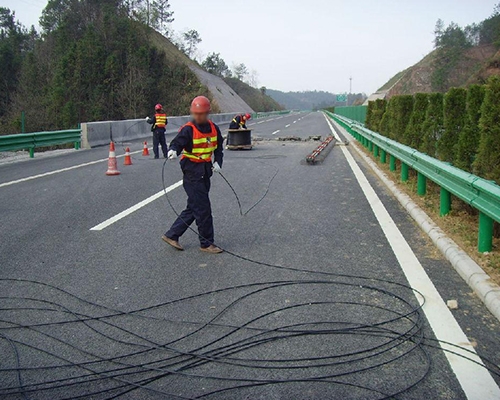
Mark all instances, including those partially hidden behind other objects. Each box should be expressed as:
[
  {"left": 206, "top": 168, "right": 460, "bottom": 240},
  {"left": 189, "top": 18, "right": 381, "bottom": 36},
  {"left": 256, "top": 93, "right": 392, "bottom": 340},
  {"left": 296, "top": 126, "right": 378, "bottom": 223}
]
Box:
[{"left": 0, "top": 154, "right": 498, "bottom": 399}]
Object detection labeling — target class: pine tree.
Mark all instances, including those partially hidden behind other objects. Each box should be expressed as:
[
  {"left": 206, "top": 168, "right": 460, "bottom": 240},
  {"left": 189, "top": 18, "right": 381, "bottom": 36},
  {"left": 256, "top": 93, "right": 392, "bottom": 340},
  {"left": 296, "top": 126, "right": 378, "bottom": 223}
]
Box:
[
  {"left": 439, "top": 87, "right": 467, "bottom": 161},
  {"left": 365, "top": 100, "right": 376, "bottom": 130},
  {"left": 379, "top": 98, "right": 395, "bottom": 137},
  {"left": 474, "top": 76, "right": 500, "bottom": 182},
  {"left": 392, "top": 95, "right": 414, "bottom": 143},
  {"left": 405, "top": 93, "right": 429, "bottom": 148},
  {"left": 371, "top": 99, "right": 386, "bottom": 132},
  {"left": 421, "top": 93, "right": 444, "bottom": 157},
  {"left": 455, "top": 84, "right": 485, "bottom": 171}
]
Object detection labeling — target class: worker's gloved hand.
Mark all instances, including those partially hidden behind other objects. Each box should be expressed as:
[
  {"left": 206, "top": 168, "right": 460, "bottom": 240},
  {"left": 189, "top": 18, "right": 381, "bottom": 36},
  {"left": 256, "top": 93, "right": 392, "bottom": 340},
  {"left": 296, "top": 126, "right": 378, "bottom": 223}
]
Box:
[
  {"left": 145, "top": 116, "right": 149, "bottom": 121},
  {"left": 167, "top": 150, "right": 177, "bottom": 160},
  {"left": 212, "top": 162, "right": 222, "bottom": 173}
]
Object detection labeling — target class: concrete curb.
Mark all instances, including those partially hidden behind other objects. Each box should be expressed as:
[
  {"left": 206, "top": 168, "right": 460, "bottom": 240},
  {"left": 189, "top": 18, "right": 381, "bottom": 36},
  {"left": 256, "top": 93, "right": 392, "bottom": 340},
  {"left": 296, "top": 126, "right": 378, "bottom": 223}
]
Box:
[{"left": 332, "top": 120, "right": 500, "bottom": 323}]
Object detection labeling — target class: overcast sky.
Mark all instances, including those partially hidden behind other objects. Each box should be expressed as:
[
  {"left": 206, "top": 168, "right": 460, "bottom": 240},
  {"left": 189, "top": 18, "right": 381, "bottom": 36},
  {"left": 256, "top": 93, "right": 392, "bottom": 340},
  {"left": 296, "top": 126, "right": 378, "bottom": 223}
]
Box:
[{"left": 3, "top": 0, "right": 498, "bottom": 94}]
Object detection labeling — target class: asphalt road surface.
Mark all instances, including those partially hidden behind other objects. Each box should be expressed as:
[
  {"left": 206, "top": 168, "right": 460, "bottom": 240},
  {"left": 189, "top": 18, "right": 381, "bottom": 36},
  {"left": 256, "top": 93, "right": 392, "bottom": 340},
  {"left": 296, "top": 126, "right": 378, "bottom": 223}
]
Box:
[{"left": 0, "top": 112, "right": 499, "bottom": 399}]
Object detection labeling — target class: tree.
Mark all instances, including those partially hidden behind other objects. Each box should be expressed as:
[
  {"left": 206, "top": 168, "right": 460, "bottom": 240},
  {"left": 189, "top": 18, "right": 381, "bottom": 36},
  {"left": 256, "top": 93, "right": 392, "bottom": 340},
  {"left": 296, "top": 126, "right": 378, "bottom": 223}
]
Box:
[
  {"left": 392, "top": 95, "right": 413, "bottom": 143},
  {"left": 39, "top": 0, "right": 74, "bottom": 34},
  {"left": 365, "top": 100, "right": 376, "bottom": 130},
  {"left": 370, "top": 99, "right": 386, "bottom": 132},
  {"left": 405, "top": 93, "right": 429, "bottom": 148},
  {"left": 247, "top": 69, "right": 259, "bottom": 88},
  {"left": 379, "top": 98, "right": 395, "bottom": 137},
  {"left": 233, "top": 63, "right": 248, "bottom": 80},
  {"left": 455, "top": 84, "right": 485, "bottom": 171},
  {"left": 182, "top": 29, "right": 201, "bottom": 58},
  {"left": 420, "top": 93, "right": 444, "bottom": 157},
  {"left": 150, "top": 0, "right": 174, "bottom": 35},
  {"left": 260, "top": 86, "right": 267, "bottom": 95},
  {"left": 474, "top": 76, "right": 500, "bottom": 182},
  {"left": 438, "top": 87, "right": 467, "bottom": 162},
  {"left": 0, "top": 8, "right": 29, "bottom": 118},
  {"left": 201, "top": 52, "right": 230, "bottom": 77}
]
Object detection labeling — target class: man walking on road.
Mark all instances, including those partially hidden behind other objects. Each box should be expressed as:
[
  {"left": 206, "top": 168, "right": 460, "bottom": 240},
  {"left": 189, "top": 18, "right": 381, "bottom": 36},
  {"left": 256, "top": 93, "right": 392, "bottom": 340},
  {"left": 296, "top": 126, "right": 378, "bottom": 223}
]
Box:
[
  {"left": 162, "top": 96, "right": 224, "bottom": 254},
  {"left": 146, "top": 104, "right": 168, "bottom": 159},
  {"left": 229, "top": 113, "right": 251, "bottom": 130}
]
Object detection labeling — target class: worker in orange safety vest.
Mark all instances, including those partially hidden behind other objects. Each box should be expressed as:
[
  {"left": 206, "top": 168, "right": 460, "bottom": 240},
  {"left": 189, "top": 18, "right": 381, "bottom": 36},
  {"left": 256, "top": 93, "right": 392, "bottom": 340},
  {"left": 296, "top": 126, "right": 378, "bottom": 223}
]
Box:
[
  {"left": 146, "top": 104, "right": 168, "bottom": 159},
  {"left": 162, "top": 96, "right": 224, "bottom": 254}
]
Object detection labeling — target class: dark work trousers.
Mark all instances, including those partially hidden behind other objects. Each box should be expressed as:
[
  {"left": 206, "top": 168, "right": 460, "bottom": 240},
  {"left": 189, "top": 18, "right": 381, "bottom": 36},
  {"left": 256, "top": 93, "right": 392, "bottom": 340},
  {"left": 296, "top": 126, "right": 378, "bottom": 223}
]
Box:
[
  {"left": 153, "top": 129, "right": 168, "bottom": 158},
  {"left": 166, "top": 175, "right": 214, "bottom": 248}
]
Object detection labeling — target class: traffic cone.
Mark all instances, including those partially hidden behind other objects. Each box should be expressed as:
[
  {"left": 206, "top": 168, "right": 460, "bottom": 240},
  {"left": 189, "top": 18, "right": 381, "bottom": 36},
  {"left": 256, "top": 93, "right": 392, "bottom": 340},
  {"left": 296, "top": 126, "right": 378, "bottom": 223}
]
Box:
[
  {"left": 142, "top": 141, "right": 150, "bottom": 156},
  {"left": 124, "top": 147, "right": 133, "bottom": 166},
  {"left": 105, "top": 142, "right": 121, "bottom": 176}
]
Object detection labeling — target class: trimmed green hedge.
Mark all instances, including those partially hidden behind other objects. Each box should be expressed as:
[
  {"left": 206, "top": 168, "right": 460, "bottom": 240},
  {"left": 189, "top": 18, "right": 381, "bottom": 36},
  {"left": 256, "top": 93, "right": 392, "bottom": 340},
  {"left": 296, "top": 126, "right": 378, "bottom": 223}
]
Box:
[{"left": 366, "top": 77, "right": 500, "bottom": 183}]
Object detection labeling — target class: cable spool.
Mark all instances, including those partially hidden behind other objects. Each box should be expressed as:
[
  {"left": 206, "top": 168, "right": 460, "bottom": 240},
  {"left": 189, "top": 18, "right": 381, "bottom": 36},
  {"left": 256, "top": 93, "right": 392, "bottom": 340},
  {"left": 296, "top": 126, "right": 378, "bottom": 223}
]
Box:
[{"left": 226, "top": 129, "right": 252, "bottom": 150}]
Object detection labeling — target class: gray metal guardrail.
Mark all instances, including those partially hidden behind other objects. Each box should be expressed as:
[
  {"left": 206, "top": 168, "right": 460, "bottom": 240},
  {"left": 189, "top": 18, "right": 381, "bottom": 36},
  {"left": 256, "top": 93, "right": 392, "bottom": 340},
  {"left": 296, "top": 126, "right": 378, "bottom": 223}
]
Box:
[
  {"left": 0, "top": 129, "right": 81, "bottom": 158},
  {"left": 252, "top": 110, "right": 291, "bottom": 119},
  {"left": 325, "top": 110, "right": 500, "bottom": 253}
]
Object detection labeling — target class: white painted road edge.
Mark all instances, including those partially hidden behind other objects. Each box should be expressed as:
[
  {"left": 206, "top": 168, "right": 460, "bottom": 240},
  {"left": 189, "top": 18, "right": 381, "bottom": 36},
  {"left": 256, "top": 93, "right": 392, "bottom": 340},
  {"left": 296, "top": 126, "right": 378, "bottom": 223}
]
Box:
[
  {"left": 90, "top": 180, "right": 183, "bottom": 231},
  {"left": 0, "top": 149, "right": 145, "bottom": 189},
  {"left": 343, "top": 126, "right": 500, "bottom": 323},
  {"left": 324, "top": 114, "right": 500, "bottom": 399}
]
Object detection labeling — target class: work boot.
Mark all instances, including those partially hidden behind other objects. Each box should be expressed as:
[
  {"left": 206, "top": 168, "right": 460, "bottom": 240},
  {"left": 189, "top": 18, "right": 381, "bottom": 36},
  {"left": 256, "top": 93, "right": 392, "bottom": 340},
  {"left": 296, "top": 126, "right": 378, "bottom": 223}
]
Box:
[
  {"left": 162, "top": 235, "right": 184, "bottom": 251},
  {"left": 200, "top": 245, "right": 223, "bottom": 254}
]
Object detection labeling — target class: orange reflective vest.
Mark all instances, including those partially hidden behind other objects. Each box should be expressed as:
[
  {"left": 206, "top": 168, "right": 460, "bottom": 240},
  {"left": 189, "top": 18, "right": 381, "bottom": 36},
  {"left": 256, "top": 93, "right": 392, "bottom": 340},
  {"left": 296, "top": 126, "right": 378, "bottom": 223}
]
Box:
[
  {"left": 154, "top": 113, "right": 167, "bottom": 129},
  {"left": 181, "top": 121, "right": 218, "bottom": 163}
]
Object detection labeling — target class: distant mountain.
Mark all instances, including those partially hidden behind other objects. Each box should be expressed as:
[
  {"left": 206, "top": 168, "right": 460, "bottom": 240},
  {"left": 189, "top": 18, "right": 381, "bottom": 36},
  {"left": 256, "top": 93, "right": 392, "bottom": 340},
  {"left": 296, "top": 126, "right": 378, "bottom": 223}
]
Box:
[{"left": 266, "top": 89, "right": 366, "bottom": 110}]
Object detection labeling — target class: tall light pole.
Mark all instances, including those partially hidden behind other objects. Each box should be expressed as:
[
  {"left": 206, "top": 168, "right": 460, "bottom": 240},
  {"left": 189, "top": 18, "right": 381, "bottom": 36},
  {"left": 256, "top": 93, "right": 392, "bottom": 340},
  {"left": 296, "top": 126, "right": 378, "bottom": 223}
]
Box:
[{"left": 349, "top": 76, "right": 352, "bottom": 94}]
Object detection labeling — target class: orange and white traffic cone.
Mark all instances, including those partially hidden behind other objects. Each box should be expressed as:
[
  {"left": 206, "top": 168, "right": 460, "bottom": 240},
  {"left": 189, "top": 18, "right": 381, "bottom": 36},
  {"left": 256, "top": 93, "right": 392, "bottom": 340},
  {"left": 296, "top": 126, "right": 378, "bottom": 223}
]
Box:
[
  {"left": 124, "top": 147, "right": 133, "bottom": 166},
  {"left": 105, "top": 142, "right": 121, "bottom": 176},
  {"left": 142, "top": 141, "right": 150, "bottom": 156}
]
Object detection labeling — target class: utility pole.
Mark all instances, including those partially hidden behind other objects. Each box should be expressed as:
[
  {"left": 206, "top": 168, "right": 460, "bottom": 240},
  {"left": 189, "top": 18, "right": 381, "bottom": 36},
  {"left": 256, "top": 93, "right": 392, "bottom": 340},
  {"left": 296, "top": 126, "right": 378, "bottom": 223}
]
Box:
[{"left": 349, "top": 76, "right": 352, "bottom": 106}]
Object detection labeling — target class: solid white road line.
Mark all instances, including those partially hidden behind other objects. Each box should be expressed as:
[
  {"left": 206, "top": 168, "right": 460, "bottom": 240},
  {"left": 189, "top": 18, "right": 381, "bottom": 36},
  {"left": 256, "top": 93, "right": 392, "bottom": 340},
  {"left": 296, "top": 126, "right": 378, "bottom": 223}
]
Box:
[
  {"left": 0, "top": 149, "right": 145, "bottom": 189},
  {"left": 90, "top": 180, "right": 183, "bottom": 231},
  {"left": 324, "top": 114, "right": 500, "bottom": 399},
  {"left": 271, "top": 130, "right": 280, "bottom": 135},
  {"left": 285, "top": 124, "right": 291, "bottom": 128}
]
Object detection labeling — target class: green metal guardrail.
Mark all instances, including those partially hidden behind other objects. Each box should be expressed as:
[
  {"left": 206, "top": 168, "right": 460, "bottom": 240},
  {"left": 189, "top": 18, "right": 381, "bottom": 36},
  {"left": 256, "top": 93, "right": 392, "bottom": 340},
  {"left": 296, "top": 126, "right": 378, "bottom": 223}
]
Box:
[
  {"left": 0, "top": 129, "right": 81, "bottom": 158},
  {"left": 325, "top": 110, "right": 500, "bottom": 253},
  {"left": 252, "top": 110, "right": 291, "bottom": 119}
]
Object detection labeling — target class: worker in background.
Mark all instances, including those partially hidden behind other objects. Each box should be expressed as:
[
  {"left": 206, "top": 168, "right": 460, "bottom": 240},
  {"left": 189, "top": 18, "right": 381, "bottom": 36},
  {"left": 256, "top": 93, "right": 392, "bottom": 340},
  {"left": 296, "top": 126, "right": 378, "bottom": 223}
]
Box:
[
  {"left": 146, "top": 104, "right": 168, "bottom": 159},
  {"left": 229, "top": 113, "right": 252, "bottom": 130},
  {"left": 163, "top": 96, "right": 224, "bottom": 254}
]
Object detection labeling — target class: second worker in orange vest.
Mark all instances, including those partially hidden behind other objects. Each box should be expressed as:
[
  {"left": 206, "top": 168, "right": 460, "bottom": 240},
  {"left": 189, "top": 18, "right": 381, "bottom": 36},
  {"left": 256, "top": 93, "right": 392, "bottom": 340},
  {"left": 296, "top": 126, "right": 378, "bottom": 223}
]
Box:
[
  {"left": 146, "top": 104, "right": 169, "bottom": 159},
  {"left": 162, "top": 96, "right": 224, "bottom": 254}
]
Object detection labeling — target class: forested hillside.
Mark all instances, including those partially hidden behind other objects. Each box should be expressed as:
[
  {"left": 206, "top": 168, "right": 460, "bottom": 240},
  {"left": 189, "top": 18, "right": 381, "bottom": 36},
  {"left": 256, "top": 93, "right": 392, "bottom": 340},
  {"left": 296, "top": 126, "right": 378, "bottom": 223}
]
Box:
[
  {"left": 0, "top": 1, "right": 212, "bottom": 135},
  {"left": 223, "top": 79, "right": 282, "bottom": 112},
  {"left": 379, "top": 5, "right": 500, "bottom": 97}
]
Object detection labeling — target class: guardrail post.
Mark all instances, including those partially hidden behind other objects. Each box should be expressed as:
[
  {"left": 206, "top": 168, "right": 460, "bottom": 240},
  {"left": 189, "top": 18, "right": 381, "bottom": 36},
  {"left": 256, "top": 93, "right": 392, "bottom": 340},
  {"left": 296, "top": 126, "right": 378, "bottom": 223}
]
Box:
[
  {"left": 389, "top": 155, "right": 396, "bottom": 171},
  {"left": 440, "top": 188, "right": 451, "bottom": 216},
  {"left": 29, "top": 148, "right": 34, "bottom": 158},
  {"left": 401, "top": 163, "right": 409, "bottom": 182},
  {"left": 368, "top": 141, "right": 373, "bottom": 152},
  {"left": 417, "top": 172, "right": 427, "bottom": 195},
  {"left": 478, "top": 212, "right": 494, "bottom": 253},
  {"left": 373, "top": 144, "right": 379, "bottom": 157},
  {"left": 380, "top": 149, "right": 386, "bottom": 163}
]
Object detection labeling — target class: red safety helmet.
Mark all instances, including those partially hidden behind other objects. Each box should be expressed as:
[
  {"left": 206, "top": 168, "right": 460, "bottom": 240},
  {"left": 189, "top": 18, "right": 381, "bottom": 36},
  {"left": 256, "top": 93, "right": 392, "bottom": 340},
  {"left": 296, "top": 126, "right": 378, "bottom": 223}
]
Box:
[
  {"left": 244, "top": 113, "right": 252, "bottom": 120},
  {"left": 190, "top": 96, "right": 211, "bottom": 113},
  {"left": 155, "top": 104, "right": 163, "bottom": 111}
]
